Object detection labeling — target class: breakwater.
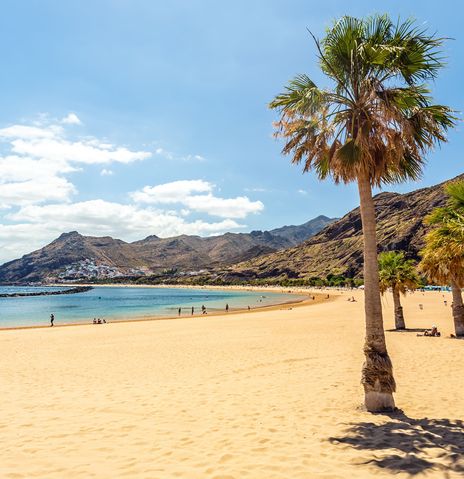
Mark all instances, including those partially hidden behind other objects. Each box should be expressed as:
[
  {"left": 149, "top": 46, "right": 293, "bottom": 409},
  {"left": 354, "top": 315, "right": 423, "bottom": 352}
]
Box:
[{"left": 0, "top": 286, "right": 93, "bottom": 298}]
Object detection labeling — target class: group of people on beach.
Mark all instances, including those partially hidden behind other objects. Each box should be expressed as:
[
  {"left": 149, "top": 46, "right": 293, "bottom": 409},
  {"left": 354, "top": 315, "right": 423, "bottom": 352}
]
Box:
[
  {"left": 177, "top": 304, "right": 232, "bottom": 316},
  {"left": 49, "top": 313, "right": 107, "bottom": 326},
  {"left": 178, "top": 305, "right": 208, "bottom": 316},
  {"left": 48, "top": 301, "right": 254, "bottom": 327}
]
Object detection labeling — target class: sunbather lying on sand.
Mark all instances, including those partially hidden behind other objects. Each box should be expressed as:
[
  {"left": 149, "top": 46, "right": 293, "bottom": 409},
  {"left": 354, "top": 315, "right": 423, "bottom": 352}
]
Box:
[{"left": 418, "top": 325, "right": 441, "bottom": 337}]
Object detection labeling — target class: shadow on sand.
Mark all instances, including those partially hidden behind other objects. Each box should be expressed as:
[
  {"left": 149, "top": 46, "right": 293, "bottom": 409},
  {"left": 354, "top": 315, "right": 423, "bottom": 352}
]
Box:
[
  {"left": 329, "top": 410, "right": 464, "bottom": 475},
  {"left": 385, "top": 328, "right": 426, "bottom": 333}
]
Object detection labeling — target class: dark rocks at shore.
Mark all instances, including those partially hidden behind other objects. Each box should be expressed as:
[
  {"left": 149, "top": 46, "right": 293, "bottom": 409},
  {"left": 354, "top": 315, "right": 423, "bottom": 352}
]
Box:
[{"left": 0, "top": 286, "right": 93, "bottom": 298}]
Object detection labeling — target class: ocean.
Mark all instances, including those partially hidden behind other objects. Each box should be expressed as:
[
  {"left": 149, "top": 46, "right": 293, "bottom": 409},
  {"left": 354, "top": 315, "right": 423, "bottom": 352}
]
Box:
[{"left": 0, "top": 285, "right": 304, "bottom": 328}]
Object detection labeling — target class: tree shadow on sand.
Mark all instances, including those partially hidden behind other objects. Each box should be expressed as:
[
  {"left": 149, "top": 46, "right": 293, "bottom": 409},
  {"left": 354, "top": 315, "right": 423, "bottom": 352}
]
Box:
[
  {"left": 385, "top": 328, "right": 426, "bottom": 333},
  {"left": 329, "top": 410, "right": 464, "bottom": 475}
]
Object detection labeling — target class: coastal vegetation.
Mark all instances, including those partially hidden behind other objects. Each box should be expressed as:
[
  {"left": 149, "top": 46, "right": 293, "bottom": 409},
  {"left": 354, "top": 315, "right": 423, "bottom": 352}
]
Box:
[
  {"left": 378, "top": 251, "right": 420, "bottom": 330},
  {"left": 270, "top": 15, "right": 455, "bottom": 411},
  {"left": 419, "top": 180, "right": 464, "bottom": 337}
]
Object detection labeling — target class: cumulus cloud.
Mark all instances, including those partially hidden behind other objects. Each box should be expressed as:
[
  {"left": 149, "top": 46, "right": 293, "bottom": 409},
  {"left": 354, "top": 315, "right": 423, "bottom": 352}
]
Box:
[
  {"left": 131, "top": 180, "right": 212, "bottom": 204},
  {"left": 0, "top": 125, "right": 58, "bottom": 139},
  {"left": 9, "top": 200, "right": 242, "bottom": 236},
  {"left": 61, "top": 113, "right": 82, "bottom": 125},
  {"left": 10, "top": 137, "right": 150, "bottom": 165},
  {"left": 0, "top": 177, "right": 76, "bottom": 206},
  {"left": 0, "top": 118, "right": 151, "bottom": 208},
  {"left": 184, "top": 194, "right": 263, "bottom": 218},
  {"left": 100, "top": 169, "right": 114, "bottom": 176},
  {"left": 131, "top": 180, "right": 264, "bottom": 218}
]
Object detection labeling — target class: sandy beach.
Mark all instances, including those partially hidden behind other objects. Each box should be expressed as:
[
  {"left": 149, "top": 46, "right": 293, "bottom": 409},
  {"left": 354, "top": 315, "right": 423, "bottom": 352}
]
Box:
[{"left": 1, "top": 288, "right": 463, "bottom": 478}]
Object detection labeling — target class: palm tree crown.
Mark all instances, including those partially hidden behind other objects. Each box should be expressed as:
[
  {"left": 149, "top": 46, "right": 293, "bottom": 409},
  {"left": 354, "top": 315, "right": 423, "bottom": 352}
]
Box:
[
  {"left": 419, "top": 180, "right": 464, "bottom": 337},
  {"left": 379, "top": 251, "right": 419, "bottom": 294},
  {"left": 269, "top": 15, "right": 456, "bottom": 185},
  {"left": 379, "top": 250, "right": 420, "bottom": 330},
  {"left": 420, "top": 180, "right": 464, "bottom": 287}
]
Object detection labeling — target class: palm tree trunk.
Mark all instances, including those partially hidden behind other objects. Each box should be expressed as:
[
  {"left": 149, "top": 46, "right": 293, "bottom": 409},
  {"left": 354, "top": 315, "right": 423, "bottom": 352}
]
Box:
[
  {"left": 392, "top": 287, "right": 406, "bottom": 330},
  {"left": 358, "top": 175, "right": 396, "bottom": 412},
  {"left": 450, "top": 280, "right": 464, "bottom": 337}
]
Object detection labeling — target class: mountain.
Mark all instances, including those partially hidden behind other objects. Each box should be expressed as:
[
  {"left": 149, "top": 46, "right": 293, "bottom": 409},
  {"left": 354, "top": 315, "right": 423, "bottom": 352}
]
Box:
[
  {"left": 269, "top": 215, "right": 334, "bottom": 244},
  {"left": 0, "top": 216, "right": 335, "bottom": 283},
  {"left": 225, "top": 175, "right": 463, "bottom": 281}
]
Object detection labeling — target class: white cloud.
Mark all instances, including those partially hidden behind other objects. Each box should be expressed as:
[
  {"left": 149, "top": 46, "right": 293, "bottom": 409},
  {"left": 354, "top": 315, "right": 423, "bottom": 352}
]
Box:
[
  {"left": 183, "top": 194, "right": 263, "bottom": 218},
  {"left": 0, "top": 177, "right": 76, "bottom": 206},
  {"left": 297, "top": 189, "right": 308, "bottom": 195},
  {"left": 0, "top": 223, "right": 55, "bottom": 264},
  {"left": 131, "top": 180, "right": 264, "bottom": 218},
  {"left": 0, "top": 155, "right": 79, "bottom": 183},
  {"left": 9, "top": 200, "right": 243, "bottom": 236},
  {"left": 155, "top": 147, "right": 206, "bottom": 162},
  {"left": 131, "top": 179, "right": 212, "bottom": 204},
  {"left": 0, "top": 118, "right": 151, "bottom": 208},
  {"left": 0, "top": 125, "right": 58, "bottom": 139},
  {"left": 100, "top": 168, "right": 114, "bottom": 176},
  {"left": 61, "top": 113, "right": 82, "bottom": 125},
  {"left": 10, "top": 138, "right": 150, "bottom": 165}
]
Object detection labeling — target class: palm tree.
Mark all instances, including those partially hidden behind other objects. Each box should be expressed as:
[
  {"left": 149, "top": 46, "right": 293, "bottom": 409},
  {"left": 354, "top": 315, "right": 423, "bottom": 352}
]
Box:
[
  {"left": 269, "top": 15, "right": 455, "bottom": 411},
  {"left": 378, "top": 251, "right": 420, "bottom": 330},
  {"left": 419, "top": 181, "right": 464, "bottom": 337}
]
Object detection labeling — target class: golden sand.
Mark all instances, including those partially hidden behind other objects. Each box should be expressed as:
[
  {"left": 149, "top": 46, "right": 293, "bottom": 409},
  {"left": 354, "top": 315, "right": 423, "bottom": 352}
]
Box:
[{"left": 1, "top": 289, "right": 463, "bottom": 478}]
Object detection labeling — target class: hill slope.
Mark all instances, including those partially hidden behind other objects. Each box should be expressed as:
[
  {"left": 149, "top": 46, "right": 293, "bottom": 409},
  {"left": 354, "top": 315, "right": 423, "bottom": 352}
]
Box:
[
  {"left": 226, "top": 175, "right": 463, "bottom": 281},
  {"left": 0, "top": 216, "right": 335, "bottom": 283}
]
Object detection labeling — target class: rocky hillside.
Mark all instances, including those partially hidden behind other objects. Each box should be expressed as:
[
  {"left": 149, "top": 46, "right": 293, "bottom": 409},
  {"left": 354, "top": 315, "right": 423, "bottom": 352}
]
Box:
[
  {"left": 0, "top": 216, "right": 335, "bottom": 283},
  {"left": 225, "top": 175, "right": 463, "bottom": 281}
]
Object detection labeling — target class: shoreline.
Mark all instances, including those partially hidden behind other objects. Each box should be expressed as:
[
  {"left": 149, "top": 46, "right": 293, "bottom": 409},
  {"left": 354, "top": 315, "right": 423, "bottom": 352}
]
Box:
[{"left": 0, "top": 285, "right": 329, "bottom": 332}]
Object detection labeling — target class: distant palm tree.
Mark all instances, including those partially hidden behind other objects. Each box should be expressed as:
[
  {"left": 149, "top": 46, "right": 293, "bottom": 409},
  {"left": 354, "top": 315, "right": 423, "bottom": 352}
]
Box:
[
  {"left": 419, "top": 181, "right": 464, "bottom": 337},
  {"left": 378, "top": 251, "right": 419, "bottom": 330},
  {"left": 270, "top": 15, "right": 455, "bottom": 411}
]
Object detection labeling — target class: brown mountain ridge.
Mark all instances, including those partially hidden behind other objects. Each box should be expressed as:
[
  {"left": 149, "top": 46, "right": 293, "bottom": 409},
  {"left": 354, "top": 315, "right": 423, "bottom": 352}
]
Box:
[
  {"left": 0, "top": 216, "right": 335, "bottom": 283},
  {"left": 223, "top": 174, "right": 463, "bottom": 281}
]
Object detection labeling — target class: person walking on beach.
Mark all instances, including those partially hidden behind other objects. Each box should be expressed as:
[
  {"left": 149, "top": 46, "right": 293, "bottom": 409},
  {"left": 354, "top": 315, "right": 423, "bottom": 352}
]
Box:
[
  {"left": 191, "top": 306, "right": 194, "bottom": 315},
  {"left": 226, "top": 303, "right": 229, "bottom": 313},
  {"left": 178, "top": 307, "right": 181, "bottom": 316},
  {"left": 50, "top": 313, "right": 54, "bottom": 327}
]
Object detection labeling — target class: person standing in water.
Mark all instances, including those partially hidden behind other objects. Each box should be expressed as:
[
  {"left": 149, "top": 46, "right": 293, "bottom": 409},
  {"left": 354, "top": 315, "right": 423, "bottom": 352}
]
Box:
[
  {"left": 191, "top": 306, "right": 194, "bottom": 315},
  {"left": 178, "top": 307, "right": 181, "bottom": 316},
  {"left": 50, "top": 313, "right": 54, "bottom": 327},
  {"left": 226, "top": 303, "right": 229, "bottom": 313}
]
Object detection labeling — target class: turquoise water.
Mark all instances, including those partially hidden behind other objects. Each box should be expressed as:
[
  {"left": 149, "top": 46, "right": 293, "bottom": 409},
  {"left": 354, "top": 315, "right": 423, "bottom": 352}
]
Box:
[{"left": 0, "top": 286, "right": 303, "bottom": 328}]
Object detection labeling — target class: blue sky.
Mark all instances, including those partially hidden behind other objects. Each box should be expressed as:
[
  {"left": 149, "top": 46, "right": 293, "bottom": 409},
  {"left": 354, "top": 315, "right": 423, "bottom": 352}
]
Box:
[{"left": 0, "top": 0, "right": 462, "bottom": 263}]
